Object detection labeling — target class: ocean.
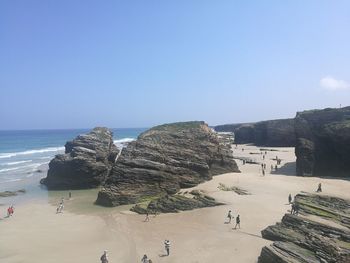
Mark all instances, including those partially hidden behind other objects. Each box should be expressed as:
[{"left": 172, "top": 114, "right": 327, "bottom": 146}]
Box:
[{"left": 0, "top": 128, "right": 146, "bottom": 192}]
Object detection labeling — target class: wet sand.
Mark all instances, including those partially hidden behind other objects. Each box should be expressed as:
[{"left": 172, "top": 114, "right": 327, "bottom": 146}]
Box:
[{"left": 1, "top": 144, "right": 350, "bottom": 263}]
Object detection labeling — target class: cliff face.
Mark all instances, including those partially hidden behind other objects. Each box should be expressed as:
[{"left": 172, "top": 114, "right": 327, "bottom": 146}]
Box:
[
  {"left": 258, "top": 193, "right": 350, "bottom": 263},
  {"left": 41, "top": 127, "right": 118, "bottom": 189},
  {"left": 295, "top": 107, "right": 350, "bottom": 177},
  {"left": 96, "top": 121, "right": 239, "bottom": 207},
  {"left": 215, "top": 118, "right": 296, "bottom": 147}
]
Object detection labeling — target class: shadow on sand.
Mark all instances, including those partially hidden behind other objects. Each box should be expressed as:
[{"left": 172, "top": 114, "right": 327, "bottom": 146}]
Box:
[{"left": 271, "top": 162, "right": 296, "bottom": 176}]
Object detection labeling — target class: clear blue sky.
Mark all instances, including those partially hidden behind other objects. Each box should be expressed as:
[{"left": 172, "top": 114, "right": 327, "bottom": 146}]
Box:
[{"left": 1, "top": 1, "right": 350, "bottom": 129}]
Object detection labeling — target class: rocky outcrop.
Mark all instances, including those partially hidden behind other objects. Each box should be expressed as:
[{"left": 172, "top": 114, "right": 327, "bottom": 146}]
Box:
[
  {"left": 130, "top": 191, "right": 224, "bottom": 214},
  {"left": 258, "top": 193, "right": 350, "bottom": 263},
  {"left": 41, "top": 127, "right": 118, "bottom": 189},
  {"left": 96, "top": 121, "right": 239, "bottom": 207},
  {"left": 0, "top": 189, "right": 25, "bottom": 197},
  {"left": 295, "top": 107, "right": 350, "bottom": 177},
  {"left": 215, "top": 119, "right": 296, "bottom": 147}
]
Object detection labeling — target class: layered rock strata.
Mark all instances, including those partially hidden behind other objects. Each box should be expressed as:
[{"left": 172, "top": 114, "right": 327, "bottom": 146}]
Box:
[
  {"left": 41, "top": 127, "right": 118, "bottom": 189},
  {"left": 96, "top": 121, "right": 239, "bottom": 207},
  {"left": 258, "top": 193, "right": 350, "bottom": 263}
]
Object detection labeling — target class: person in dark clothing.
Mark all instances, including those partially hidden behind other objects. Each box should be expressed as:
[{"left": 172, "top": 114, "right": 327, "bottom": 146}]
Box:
[
  {"left": 234, "top": 215, "right": 240, "bottom": 229},
  {"left": 227, "top": 210, "right": 232, "bottom": 223},
  {"left": 144, "top": 211, "right": 150, "bottom": 222},
  {"left": 316, "top": 183, "right": 322, "bottom": 192},
  {"left": 288, "top": 194, "right": 292, "bottom": 204},
  {"left": 100, "top": 250, "right": 108, "bottom": 263}
]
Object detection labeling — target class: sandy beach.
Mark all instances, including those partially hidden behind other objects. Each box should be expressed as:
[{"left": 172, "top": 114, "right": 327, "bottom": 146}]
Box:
[{"left": 1, "top": 144, "right": 350, "bottom": 263}]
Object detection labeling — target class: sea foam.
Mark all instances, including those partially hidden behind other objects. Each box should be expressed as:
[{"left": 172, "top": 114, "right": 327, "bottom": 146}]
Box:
[{"left": 0, "top": 147, "right": 64, "bottom": 159}]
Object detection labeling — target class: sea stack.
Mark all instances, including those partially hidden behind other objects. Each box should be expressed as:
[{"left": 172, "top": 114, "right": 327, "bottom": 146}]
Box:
[
  {"left": 96, "top": 121, "right": 240, "bottom": 207},
  {"left": 41, "top": 127, "right": 118, "bottom": 189},
  {"left": 295, "top": 107, "right": 350, "bottom": 177}
]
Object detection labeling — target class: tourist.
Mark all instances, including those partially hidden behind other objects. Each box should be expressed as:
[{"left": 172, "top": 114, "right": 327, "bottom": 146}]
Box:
[
  {"left": 291, "top": 203, "right": 295, "bottom": 214},
  {"left": 7, "top": 206, "right": 13, "bottom": 217},
  {"left": 316, "top": 183, "right": 322, "bottom": 192},
  {"left": 100, "top": 250, "right": 109, "bottom": 263},
  {"left": 164, "top": 240, "right": 171, "bottom": 256},
  {"left": 271, "top": 164, "right": 273, "bottom": 171},
  {"left": 262, "top": 169, "right": 265, "bottom": 176},
  {"left": 261, "top": 163, "right": 264, "bottom": 169},
  {"left": 141, "top": 254, "right": 148, "bottom": 263},
  {"left": 227, "top": 210, "right": 232, "bottom": 223},
  {"left": 69, "top": 192, "right": 72, "bottom": 199},
  {"left": 264, "top": 163, "right": 266, "bottom": 170},
  {"left": 288, "top": 194, "right": 292, "bottom": 204},
  {"left": 144, "top": 211, "right": 150, "bottom": 222},
  {"left": 234, "top": 215, "right": 241, "bottom": 229}
]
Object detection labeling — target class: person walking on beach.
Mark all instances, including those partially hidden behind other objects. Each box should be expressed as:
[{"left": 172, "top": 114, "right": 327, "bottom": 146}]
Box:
[
  {"left": 164, "top": 240, "right": 171, "bottom": 256},
  {"left": 316, "top": 183, "right": 322, "bottom": 192},
  {"left": 7, "top": 206, "right": 13, "bottom": 217},
  {"left": 227, "top": 210, "right": 232, "bottom": 223},
  {"left": 262, "top": 169, "right": 265, "bottom": 176},
  {"left": 288, "top": 194, "right": 292, "bottom": 204},
  {"left": 144, "top": 211, "right": 150, "bottom": 222},
  {"left": 100, "top": 250, "right": 108, "bottom": 263},
  {"left": 69, "top": 192, "right": 72, "bottom": 199},
  {"left": 234, "top": 215, "right": 240, "bottom": 229},
  {"left": 141, "top": 254, "right": 148, "bottom": 263}
]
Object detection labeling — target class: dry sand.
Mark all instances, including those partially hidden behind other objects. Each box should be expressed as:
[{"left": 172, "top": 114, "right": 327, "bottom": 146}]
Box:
[{"left": 1, "top": 144, "right": 350, "bottom": 263}]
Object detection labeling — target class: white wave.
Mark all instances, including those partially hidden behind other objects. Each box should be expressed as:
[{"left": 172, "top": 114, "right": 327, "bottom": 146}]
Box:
[
  {"left": 114, "top": 138, "right": 135, "bottom": 144},
  {"left": 0, "top": 163, "right": 45, "bottom": 173},
  {"left": 3, "top": 160, "right": 32, "bottom": 166},
  {"left": 0, "top": 178, "right": 22, "bottom": 184},
  {"left": 0, "top": 146, "right": 64, "bottom": 159},
  {"left": 0, "top": 167, "right": 21, "bottom": 173},
  {"left": 38, "top": 156, "right": 52, "bottom": 160}
]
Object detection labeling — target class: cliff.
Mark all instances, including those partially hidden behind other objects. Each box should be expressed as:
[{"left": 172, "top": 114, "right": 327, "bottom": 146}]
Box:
[
  {"left": 295, "top": 107, "right": 350, "bottom": 177},
  {"left": 258, "top": 193, "right": 350, "bottom": 263},
  {"left": 96, "top": 121, "right": 239, "bottom": 207},
  {"left": 215, "top": 118, "right": 296, "bottom": 147},
  {"left": 41, "top": 127, "right": 118, "bottom": 189}
]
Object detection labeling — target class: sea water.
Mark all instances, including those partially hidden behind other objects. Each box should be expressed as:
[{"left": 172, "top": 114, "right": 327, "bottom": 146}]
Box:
[{"left": 0, "top": 128, "right": 146, "bottom": 192}]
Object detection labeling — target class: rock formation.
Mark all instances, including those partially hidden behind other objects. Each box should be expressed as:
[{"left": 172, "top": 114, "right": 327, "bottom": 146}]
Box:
[
  {"left": 130, "top": 190, "right": 224, "bottom": 214},
  {"left": 215, "top": 118, "right": 296, "bottom": 147},
  {"left": 258, "top": 193, "right": 350, "bottom": 263},
  {"left": 96, "top": 121, "right": 239, "bottom": 207},
  {"left": 295, "top": 107, "right": 350, "bottom": 177},
  {"left": 41, "top": 127, "right": 118, "bottom": 189}
]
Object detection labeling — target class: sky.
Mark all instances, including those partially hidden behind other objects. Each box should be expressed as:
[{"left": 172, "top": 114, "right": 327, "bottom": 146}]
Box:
[{"left": 1, "top": 1, "right": 350, "bottom": 129}]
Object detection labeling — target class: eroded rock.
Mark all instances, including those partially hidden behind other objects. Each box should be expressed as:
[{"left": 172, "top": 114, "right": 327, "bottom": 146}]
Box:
[
  {"left": 41, "top": 127, "right": 118, "bottom": 189},
  {"left": 96, "top": 121, "right": 239, "bottom": 206}
]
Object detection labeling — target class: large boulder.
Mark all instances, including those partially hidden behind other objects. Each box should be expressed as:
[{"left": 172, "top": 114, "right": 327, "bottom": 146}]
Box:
[
  {"left": 96, "top": 121, "right": 239, "bottom": 207},
  {"left": 41, "top": 127, "right": 118, "bottom": 189},
  {"left": 295, "top": 107, "right": 350, "bottom": 177},
  {"left": 258, "top": 193, "right": 350, "bottom": 263},
  {"left": 215, "top": 118, "right": 296, "bottom": 147}
]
